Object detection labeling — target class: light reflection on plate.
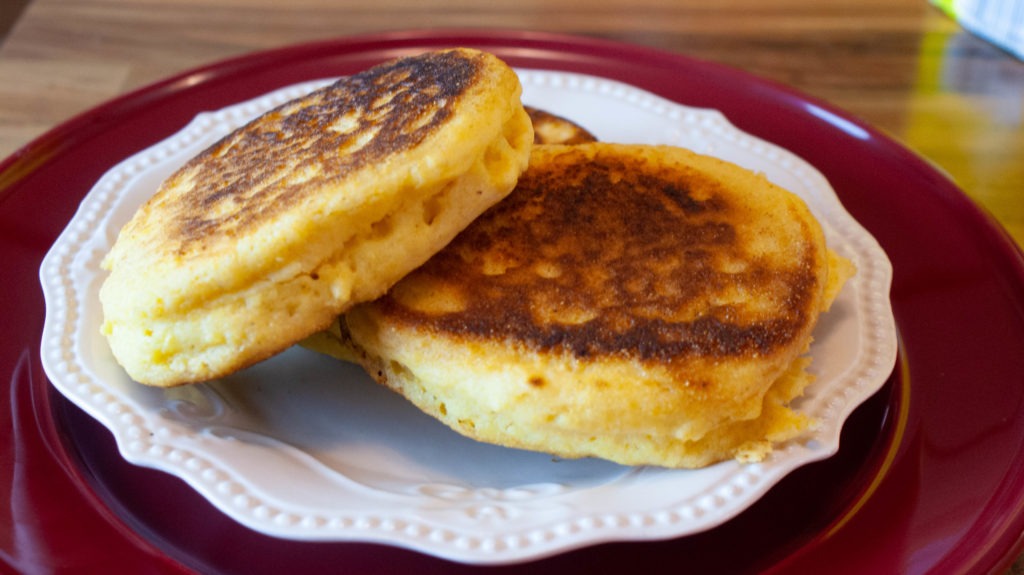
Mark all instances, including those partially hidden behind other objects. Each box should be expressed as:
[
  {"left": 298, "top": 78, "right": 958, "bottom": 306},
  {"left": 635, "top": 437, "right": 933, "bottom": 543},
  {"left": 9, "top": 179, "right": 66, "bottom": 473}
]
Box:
[{"left": 39, "top": 70, "right": 897, "bottom": 564}]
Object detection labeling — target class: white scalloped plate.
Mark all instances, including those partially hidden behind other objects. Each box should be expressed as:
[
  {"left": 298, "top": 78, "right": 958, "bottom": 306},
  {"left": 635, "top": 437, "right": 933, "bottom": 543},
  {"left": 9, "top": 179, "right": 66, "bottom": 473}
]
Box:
[{"left": 39, "top": 70, "right": 897, "bottom": 564}]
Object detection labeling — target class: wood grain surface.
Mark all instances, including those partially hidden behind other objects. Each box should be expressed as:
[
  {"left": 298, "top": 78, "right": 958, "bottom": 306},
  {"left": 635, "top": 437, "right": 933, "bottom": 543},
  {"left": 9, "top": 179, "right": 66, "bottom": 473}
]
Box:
[
  {"left": 1, "top": 0, "right": 1020, "bottom": 246},
  {"left": 1, "top": 0, "right": 1022, "bottom": 572}
]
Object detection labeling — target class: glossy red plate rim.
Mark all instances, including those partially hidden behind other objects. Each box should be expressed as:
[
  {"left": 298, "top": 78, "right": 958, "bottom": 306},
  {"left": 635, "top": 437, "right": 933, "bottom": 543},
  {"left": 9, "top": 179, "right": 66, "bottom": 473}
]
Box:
[{"left": 3, "top": 29, "right": 1024, "bottom": 574}]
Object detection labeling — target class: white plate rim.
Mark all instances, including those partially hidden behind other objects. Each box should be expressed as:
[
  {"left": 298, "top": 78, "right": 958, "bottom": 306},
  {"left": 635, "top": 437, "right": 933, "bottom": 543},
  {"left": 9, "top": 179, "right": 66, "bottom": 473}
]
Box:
[{"left": 38, "top": 68, "right": 897, "bottom": 565}]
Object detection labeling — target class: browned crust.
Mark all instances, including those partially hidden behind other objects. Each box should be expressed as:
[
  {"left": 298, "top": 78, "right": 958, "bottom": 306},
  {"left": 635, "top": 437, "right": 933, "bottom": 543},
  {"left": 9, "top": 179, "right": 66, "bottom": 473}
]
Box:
[
  {"left": 161, "top": 49, "right": 488, "bottom": 253},
  {"left": 370, "top": 144, "right": 823, "bottom": 365},
  {"left": 525, "top": 106, "right": 598, "bottom": 145}
]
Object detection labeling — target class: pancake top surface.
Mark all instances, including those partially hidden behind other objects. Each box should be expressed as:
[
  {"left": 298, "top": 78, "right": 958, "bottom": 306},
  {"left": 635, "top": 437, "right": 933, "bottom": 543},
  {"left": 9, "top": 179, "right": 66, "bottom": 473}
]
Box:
[
  {"left": 144, "top": 49, "right": 490, "bottom": 257},
  {"left": 371, "top": 143, "right": 828, "bottom": 365}
]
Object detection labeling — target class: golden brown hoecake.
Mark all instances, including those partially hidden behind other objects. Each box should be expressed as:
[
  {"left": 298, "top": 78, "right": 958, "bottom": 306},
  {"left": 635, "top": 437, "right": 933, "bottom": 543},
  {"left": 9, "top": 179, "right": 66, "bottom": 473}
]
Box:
[
  {"left": 99, "top": 48, "right": 534, "bottom": 386},
  {"left": 336, "top": 142, "right": 854, "bottom": 468}
]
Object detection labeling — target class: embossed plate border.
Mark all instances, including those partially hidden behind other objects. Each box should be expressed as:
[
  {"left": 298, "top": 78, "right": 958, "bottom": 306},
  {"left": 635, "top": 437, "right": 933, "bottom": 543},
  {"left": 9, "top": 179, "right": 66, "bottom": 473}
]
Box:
[{"left": 39, "top": 70, "right": 897, "bottom": 564}]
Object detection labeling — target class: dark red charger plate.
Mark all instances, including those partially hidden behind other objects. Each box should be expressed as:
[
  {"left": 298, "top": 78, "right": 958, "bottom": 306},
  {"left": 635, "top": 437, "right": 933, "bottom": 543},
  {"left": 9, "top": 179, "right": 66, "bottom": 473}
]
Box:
[{"left": 3, "top": 30, "right": 1024, "bottom": 575}]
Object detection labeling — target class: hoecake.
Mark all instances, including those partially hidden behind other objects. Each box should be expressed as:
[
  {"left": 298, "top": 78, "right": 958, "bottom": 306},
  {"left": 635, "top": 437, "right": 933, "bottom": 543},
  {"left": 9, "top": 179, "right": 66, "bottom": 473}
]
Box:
[
  {"left": 99, "top": 48, "right": 534, "bottom": 387},
  {"left": 339, "top": 143, "right": 855, "bottom": 468},
  {"left": 525, "top": 106, "right": 598, "bottom": 145}
]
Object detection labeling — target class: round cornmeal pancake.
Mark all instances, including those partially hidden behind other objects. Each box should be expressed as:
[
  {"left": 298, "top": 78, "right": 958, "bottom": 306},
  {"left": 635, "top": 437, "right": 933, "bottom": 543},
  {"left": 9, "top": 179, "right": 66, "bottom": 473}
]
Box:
[
  {"left": 343, "top": 143, "right": 854, "bottom": 468},
  {"left": 99, "top": 48, "right": 534, "bottom": 387},
  {"left": 525, "top": 106, "right": 598, "bottom": 145}
]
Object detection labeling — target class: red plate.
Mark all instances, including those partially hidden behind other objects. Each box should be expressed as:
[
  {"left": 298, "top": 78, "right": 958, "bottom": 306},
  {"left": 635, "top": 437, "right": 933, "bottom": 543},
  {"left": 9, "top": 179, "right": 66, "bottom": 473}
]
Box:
[{"left": 3, "top": 30, "right": 1024, "bottom": 574}]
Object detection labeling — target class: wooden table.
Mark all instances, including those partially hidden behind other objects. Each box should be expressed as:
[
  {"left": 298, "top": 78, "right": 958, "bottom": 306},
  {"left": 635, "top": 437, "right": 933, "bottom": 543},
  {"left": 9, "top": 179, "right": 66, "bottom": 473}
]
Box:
[
  {"left": 1, "top": 0, "right": 1021, "bottom": 247},
  {"left": 1, "top": 0, "right": 1022, "bottom": 572}
]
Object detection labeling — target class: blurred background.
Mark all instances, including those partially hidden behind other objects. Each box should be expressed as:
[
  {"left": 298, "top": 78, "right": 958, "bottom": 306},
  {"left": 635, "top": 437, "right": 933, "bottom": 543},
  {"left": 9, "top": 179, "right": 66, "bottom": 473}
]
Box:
[{"left": 0, "top": 0, "right": 1020, "bottom": 245}]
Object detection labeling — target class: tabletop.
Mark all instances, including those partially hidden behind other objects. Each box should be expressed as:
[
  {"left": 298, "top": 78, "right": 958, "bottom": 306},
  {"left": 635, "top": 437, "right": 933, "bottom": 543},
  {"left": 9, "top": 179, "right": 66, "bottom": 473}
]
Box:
[
  {"left": 1, "top": 0, "right": 1021, "bottom": 249},
  {"left": 1, "top": 0, "right": 1022, "bottom": 573}
]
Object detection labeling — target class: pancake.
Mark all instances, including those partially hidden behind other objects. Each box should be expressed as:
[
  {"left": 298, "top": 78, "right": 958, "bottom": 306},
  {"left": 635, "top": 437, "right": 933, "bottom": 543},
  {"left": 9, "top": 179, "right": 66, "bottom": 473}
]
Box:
[
  {"left": 339, "top": 143, "right": 855, "bottom": 468},
  {"left": 526, "top": 106, "right": 598, "bottom": 145},
  {"left": 99, "top": 48, "right": 534, "bottom": 387}
]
